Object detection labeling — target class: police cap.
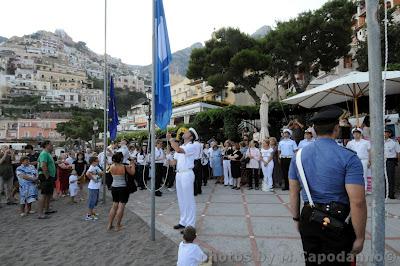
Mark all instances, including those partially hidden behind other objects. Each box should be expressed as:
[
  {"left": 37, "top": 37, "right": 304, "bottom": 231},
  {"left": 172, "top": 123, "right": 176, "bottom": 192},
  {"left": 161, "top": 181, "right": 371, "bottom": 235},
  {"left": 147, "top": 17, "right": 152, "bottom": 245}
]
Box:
[{"left": 310, "top": 105, "right": 345, "bottom": 125}]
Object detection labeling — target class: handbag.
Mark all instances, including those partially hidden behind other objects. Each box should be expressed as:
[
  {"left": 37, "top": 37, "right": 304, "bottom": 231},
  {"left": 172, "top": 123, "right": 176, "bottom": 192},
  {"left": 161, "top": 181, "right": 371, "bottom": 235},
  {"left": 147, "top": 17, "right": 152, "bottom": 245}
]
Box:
[
  {"left": 296, "top": 149, "right": 346, "bottom": 231},
  {"left": 124, "top": 166, "right": 137, "bottom": 194},
  {"left": 242, "top": 149, "right": 251, "bottom": 164}
]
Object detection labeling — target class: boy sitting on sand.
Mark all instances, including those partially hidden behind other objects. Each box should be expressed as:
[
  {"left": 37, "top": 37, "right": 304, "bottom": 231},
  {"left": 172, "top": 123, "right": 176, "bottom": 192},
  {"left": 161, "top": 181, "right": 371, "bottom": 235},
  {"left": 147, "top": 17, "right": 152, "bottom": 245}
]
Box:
[
  {"left": 69, "top": 170, "right": 79, "bottom": 203},
  {"left": 85, "top": 157, "right": 103, "bottom": 221},
  {"left": 177, "top": 226, "right": 208, "bottom": 266}
]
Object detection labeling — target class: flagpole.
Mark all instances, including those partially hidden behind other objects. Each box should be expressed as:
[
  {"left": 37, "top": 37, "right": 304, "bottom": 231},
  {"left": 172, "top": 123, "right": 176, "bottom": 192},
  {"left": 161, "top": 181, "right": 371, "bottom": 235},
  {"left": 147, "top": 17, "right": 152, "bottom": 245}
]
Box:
[
  {"left": 150, "top": 0, "right": 157, "bottom": 241},
  {"left": 102, "top": 0, "right": 108, "bottom": 204}
]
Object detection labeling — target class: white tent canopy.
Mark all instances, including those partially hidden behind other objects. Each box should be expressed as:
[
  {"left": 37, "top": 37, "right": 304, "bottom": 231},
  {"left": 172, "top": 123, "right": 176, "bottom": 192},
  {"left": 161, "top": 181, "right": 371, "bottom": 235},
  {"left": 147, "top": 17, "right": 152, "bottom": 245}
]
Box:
[{"left": 282, "top": 71, "right": 400, "bottom": 109}]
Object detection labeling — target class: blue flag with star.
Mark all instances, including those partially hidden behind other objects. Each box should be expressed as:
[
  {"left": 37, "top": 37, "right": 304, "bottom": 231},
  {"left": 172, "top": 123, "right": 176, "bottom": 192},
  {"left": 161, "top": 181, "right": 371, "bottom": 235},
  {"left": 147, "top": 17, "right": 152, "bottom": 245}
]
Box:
[
  {"left": 154, "top": 0, "right": 172, "bottom": 129},
  {"left": 108, "top": 75, "right": 119, "bottom": 141}
]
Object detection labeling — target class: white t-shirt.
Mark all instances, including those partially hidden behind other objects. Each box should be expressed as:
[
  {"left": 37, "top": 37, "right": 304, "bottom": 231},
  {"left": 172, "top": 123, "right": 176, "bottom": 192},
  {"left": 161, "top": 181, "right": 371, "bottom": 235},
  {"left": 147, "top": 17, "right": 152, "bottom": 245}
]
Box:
[
  {"left": 173, "top": 142, "right": 197, "bottom": 172},
  {"left": 87, "top": 165, "right": 102, "bottom": 190},
  {"left": 346, "top": 139, "right": 370, "bottom": 160},
  {"left": 177, "top": 241, "right": 207, "bottom": 266},
  {"left": 69, "top": 175, "right": 79, "bottom": 196}
]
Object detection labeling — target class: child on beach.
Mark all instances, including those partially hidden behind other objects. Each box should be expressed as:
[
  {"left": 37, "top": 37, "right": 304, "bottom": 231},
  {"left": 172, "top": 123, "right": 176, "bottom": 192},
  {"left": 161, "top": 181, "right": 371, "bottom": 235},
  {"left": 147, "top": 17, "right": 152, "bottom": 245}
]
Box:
[
  {"left": 85, "top": 156, "right": 103, "bottom": 221},
  {"left": 69, "top": 170, "right": 79, "bottom": 203},
  {"left": 177, "top": 226, "right": 208, "bottom": 266},
  {"left": 16, "top": 156, "right": 38, "bottom": 217}
]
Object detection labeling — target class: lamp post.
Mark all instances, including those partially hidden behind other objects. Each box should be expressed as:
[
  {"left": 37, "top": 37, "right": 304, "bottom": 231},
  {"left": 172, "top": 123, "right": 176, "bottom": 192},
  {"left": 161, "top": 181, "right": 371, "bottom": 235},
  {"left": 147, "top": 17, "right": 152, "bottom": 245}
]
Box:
[{"left": 92, "top": 120, "right": 98, "bottom": 151}]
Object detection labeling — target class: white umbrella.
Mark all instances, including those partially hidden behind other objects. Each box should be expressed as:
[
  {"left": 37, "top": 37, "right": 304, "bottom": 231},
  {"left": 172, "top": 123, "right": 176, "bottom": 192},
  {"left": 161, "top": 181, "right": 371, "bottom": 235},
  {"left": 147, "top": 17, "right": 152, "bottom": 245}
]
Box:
[
  {"left": 283, "top": 71, "right": 400, "bottom": 124},
  {"left": 259, "top": 92, "right": 270, "bottom": 141}
]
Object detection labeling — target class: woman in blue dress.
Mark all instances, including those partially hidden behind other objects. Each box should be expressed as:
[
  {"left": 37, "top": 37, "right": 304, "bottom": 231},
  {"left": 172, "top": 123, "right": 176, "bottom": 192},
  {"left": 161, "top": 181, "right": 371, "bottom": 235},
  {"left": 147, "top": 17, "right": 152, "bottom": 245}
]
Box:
[
  {"left": 209, "top": 141, "right": 223, "bottom": 184},
  {"left": 16, "top": 156, "right": 38, "bottom": 217}
]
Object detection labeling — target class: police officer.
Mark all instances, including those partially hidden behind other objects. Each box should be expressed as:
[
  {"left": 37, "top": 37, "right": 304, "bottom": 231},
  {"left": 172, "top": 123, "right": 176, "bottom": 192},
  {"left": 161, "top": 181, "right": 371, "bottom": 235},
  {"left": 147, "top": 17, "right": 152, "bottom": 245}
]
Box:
[
  {"left": 289, "top": 105, "right": 367, "bottom": 266},
  {"left": 384, "top": 128, "right": 400, "bottom": 199},
  {"left": 167, "top": 128, "right": 199, "bottom": 232}
]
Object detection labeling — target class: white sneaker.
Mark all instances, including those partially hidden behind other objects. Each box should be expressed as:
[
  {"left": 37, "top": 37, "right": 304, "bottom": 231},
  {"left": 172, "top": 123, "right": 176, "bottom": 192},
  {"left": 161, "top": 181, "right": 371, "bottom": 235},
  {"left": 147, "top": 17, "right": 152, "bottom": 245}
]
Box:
[
  {"left": 269, "top": 188, "right": 275, "bottom": 192},
  {"left": 167, "top": 188, "right": 175, "bottom": 192},
  {"left": 85, "top": 214, "right": 94, "bottom": 221}
]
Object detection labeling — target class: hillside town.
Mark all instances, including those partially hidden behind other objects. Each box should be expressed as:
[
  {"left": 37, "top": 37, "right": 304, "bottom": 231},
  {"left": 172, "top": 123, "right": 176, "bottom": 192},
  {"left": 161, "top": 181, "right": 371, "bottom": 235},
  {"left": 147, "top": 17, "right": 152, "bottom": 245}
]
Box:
[{"left": 1, "top": 0, "right": 400, "bottom": 266}]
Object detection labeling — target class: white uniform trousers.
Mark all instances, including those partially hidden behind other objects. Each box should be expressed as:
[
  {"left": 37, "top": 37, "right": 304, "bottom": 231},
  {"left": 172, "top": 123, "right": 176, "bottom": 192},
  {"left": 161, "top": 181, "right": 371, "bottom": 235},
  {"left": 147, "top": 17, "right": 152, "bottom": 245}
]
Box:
[
  {"left": 360, "top": 159, "right": 369, "bottom": 191},
  {"left": 223, "top": 160, "right": 233, "bottom": 185},
  {"left": 176, "top": 171, "right": 196, "bottom": 227},
  {"left": 261, "top": 161, "right": 274, "bottom": 190}
]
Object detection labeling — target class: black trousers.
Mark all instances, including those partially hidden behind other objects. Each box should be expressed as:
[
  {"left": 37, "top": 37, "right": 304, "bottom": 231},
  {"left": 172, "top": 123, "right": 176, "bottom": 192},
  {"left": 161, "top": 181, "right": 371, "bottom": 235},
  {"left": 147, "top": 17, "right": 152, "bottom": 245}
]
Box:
[
  {"left": 386, "top": 159, "right": 397, "bottom": 198},
  {"left": 166, "top": 166, "right": 175, "bottom": 188},
  {"left": 280, "top": 158, "right": 292, "bottom": 189},
  {"left": 135, "top": 165, "right": 145, "bottom": 188},
  {"left": 247, "top": 168, "right": 259, "bottom": 188},
  {"left": 201, "top": 163, "right": 210, "bottom": 185},
  {"left": 155, "top": 163, "right": 164, "bottom": 191},
  {"left": 299, "top": 206, "right": 355, "bottom": 266},
  {"left": 194, "top": 159, "right": 202, "bottom": 195}
]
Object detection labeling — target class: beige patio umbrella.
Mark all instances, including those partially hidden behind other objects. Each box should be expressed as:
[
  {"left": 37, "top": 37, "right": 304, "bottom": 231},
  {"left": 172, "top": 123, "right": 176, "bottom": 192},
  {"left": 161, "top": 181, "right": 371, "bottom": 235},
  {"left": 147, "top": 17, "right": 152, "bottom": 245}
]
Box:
[
  {"left": 282, "top": 71, "right": 400, "bottom": 126},
  {"left": 259, "top": 92, "right": 270, "bottom": 141}
]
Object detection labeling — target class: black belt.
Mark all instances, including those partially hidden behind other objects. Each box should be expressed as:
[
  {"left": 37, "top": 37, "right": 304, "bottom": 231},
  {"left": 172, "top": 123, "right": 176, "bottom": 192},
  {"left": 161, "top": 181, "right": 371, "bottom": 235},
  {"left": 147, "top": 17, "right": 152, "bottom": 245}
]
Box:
[{"left": 387, "top": 158, "right": 398, "bottom": 162}]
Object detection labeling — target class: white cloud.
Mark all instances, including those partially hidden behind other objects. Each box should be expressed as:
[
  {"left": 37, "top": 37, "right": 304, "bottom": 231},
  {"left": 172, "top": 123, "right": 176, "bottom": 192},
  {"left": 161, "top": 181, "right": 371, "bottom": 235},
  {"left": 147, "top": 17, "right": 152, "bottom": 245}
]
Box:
[{"left": 0, "top": 0, "right": 328, "bottom": 65}]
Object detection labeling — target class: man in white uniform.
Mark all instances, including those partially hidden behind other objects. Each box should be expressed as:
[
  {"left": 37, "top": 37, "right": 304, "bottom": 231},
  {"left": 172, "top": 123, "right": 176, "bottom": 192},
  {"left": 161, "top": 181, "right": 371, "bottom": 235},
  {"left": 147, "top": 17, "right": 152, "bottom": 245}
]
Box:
[
  {"left": 167, "top": 128, "right": 198, "bottom": 232},
  {"left": 346, "top": 128, "right": 371, "bottom": 191},
  {"left": 117, "top": 139, "right": 130, "bottom": 164},
  {"left": 384, "top": 128, "right": 400, "bottom": 199}
]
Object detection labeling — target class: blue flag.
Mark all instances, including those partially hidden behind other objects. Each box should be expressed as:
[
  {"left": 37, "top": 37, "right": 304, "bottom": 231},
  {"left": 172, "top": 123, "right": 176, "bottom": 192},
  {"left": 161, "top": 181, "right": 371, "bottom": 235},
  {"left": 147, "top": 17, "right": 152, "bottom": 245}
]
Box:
[
  {"left": 108, "top": 75, "right": 119, "bottom": 141},
  {"left": 155, "top": 0, "right": 172, "bottom": 129}
]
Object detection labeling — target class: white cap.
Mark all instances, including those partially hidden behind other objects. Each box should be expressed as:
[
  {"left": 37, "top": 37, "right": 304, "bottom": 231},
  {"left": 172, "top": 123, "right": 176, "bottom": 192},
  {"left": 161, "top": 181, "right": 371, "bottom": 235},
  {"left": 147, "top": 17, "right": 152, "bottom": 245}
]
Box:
[
  {"left": 305, "top": 128, "right": 313, "bottom": 134},
  {"left": 283, "top": 129, "right": 293, "bottom": 135},
  {"left": 188, "top": 127, "right": 199, "bottom": 141},
  {"left": 352, "top": 128, "right": 363, "bottom": 135}
]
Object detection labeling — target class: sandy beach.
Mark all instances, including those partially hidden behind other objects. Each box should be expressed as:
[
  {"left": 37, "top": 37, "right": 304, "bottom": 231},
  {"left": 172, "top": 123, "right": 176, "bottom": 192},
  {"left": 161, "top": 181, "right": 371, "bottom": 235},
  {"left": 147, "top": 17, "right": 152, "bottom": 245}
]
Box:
[{"left": 0, "top": 195, "right": 178, "bottom": 266}]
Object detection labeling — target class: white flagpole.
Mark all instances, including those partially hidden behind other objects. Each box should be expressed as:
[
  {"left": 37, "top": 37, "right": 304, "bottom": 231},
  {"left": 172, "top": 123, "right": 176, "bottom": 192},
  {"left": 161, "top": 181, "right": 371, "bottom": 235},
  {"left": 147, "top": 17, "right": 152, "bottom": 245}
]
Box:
[
  {"left": 150, "top": 0, "right": 157, "bottom": 241},
  {"left": 102, "top": 0, "right": 108, "bottom": 204}
]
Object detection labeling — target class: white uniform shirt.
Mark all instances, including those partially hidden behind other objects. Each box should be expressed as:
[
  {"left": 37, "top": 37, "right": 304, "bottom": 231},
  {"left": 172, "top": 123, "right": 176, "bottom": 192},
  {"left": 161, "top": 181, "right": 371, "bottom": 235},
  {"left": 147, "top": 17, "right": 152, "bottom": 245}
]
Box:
[
  {"left": 129, "top": 150, "right": 138, "bottom": 159},
  {"left": 384, "top": 138, "right": 400, "bottom": 159},
  {"left": 136, "top": 153, "right": 147, "bottom": 165},
  {"left": 117, "top": 145, "right": 130, "bottom": 164},
  {"left": 298, "top": 139, "right": 315, "bottom": 149},
  {"left": 98, "top": 152, "right": 112, "bottom": 169},
  {"left": 246, "top": 147, "right": 261, "bottom": 169},
  {"left": 155, "top": 147, "right": 165, "bottom": 163},
  {"left": 177, "top": 241, "right": 207, "bottom": 266},
  {"left": 346, "top": 139, "right": 371, "bottom": 160},
  {"left": 173, "top": 142, "right": 197, "bottom": 172},
  {"left": 278, "top": 138, "right": 298, "bottom": 158},
  {"left": 193, "top": 141, "right": 203, "bottom": 160}
]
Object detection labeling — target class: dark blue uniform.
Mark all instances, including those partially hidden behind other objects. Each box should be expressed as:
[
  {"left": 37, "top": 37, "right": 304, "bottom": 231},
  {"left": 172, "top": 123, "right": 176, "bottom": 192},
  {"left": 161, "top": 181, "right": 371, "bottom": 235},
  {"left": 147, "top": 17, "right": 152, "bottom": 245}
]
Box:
[{"left": 289, "top": 105, "right": 365, "bottom": 266}]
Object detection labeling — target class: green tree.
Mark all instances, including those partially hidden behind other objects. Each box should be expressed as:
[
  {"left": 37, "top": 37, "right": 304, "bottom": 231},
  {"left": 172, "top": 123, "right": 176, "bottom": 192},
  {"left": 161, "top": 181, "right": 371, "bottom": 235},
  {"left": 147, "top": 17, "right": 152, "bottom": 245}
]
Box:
[
  {"left": 355, "top": 6, "right": 400, "bottom": 71},
  {"left": 56, "top": 111, "right": 104, "bottom": 141},
  {"left": 187, "top": 28, "right": 270, "bottom": 104},
  {"left": 264, "top": 0, "right": 355, "bottom": 93},
  {"left": 114, "top": 89, "right": 146, "bottom": 115}
]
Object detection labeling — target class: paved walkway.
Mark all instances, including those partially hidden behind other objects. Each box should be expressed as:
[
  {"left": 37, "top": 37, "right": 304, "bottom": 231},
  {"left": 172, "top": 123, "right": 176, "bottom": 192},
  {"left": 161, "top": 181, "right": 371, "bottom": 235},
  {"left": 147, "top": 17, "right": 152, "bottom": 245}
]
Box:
[{"left": 127, "top": 183, "right": 400, "bottom": 266}]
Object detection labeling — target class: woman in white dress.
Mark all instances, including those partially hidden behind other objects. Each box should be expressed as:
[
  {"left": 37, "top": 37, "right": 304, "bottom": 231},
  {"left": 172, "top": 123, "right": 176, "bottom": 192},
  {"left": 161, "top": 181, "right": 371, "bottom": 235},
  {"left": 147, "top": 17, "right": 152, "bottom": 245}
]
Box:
[{"left": 260, "top": 139, "right": 274, "bottom": 192}]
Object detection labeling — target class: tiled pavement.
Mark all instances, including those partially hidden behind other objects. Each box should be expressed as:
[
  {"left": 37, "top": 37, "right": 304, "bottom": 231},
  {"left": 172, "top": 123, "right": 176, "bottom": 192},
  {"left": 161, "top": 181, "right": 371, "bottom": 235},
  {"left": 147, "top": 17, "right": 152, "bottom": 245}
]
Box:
[{"left": 126, "top": 183, "right": 400, "bottom": 266}]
